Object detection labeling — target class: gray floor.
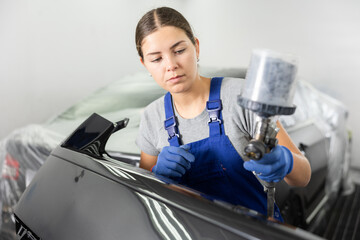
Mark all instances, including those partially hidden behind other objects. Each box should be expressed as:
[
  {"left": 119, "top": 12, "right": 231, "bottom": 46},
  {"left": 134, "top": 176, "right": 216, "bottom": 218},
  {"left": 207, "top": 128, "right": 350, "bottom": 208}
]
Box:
[
  {"left": 316, "top": 167, "right": 360, "bottom": 240},
  {"left": 322, "top": 184, "right": 360, "bottom": 240}
]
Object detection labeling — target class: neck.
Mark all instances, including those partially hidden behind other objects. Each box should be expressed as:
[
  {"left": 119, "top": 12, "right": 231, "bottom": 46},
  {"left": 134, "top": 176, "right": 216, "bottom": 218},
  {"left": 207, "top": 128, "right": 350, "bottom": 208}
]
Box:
[{"left": 172, "top": 76, "right": 211, "bottom": 119}]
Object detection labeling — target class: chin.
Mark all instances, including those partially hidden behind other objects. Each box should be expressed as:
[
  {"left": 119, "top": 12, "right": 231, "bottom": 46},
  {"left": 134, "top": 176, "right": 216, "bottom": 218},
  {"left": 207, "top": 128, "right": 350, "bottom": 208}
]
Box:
[{"left": 169, "top": 83, "right": 191, "bottom": 94}]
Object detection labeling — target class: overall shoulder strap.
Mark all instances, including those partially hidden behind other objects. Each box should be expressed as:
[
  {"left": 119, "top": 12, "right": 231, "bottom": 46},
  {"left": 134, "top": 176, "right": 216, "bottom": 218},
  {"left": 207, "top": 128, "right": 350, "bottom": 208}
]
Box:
[
  {"left": 207, "top": 77, "right": 225, "bottom": 137},
  {"left": 164, "top": 92, "right": 181, "bottom": 147}
]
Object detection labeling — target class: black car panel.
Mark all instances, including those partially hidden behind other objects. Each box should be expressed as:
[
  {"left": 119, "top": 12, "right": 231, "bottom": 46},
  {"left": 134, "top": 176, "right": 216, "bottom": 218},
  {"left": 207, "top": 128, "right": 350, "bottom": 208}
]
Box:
[{"left": 14, "top": 113, "right": 324, "bottom": 239}]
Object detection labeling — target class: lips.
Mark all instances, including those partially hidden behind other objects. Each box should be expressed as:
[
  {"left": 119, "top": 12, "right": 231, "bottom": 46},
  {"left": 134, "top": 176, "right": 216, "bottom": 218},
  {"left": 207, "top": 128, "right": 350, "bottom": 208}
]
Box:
[{"left": 167, "top": 74, "right": 185, "bottom": 82}]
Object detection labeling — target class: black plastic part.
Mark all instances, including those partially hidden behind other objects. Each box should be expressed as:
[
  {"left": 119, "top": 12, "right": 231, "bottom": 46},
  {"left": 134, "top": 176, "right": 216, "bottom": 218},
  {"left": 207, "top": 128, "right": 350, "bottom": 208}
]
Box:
[
  {"left": 61, "top": 113, "right": 129, "bottom": 158},
  {"left": 113, "top": 118, "right": 129, "bottom": 133},
  {"left": 237, "top": 96, "right": 296, "bottom": 117},
  {"left": 15, "top": 214, "right": 41, "bottom": 240}
]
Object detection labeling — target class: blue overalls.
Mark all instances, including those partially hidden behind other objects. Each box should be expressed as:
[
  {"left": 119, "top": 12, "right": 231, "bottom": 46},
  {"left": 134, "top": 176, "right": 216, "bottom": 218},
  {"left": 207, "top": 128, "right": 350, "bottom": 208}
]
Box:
[{"left": 164, "top": 77, "right": 283, "bottom": 221}]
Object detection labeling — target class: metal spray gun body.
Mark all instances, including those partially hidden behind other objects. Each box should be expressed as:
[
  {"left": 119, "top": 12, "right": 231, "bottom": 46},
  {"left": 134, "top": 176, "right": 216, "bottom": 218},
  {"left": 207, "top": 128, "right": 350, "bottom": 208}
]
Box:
[
  {"left": 238, "top": 49, "right": 298, "bottom": 219},
  {"left": 246, "top": 117, "right": 280, "bottom": 218}
]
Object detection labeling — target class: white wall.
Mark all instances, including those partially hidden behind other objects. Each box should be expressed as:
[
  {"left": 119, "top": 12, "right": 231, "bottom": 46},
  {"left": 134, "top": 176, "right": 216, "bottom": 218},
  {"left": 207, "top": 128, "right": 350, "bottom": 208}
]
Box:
[
  {"left": 1, "top": 0, "right": 360, "bottom": 166},
  {"left": 0, "top": 0, "right": 186, "bottom": 136}
]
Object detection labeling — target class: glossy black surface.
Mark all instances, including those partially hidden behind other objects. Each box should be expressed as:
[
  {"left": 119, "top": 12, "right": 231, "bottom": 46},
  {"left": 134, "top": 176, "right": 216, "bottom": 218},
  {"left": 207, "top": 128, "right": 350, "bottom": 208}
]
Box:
[
  {"left": 61, "top": 113, "right": 128, "bottom": 158},
  {"left": 14, "top": 143, "right": 324, "bottom": 240}
]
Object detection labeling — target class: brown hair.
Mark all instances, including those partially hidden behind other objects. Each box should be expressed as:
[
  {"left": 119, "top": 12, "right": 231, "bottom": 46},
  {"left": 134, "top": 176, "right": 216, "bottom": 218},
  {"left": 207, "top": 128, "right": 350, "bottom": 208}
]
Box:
[{"left": 135, "top": 7, "right": 196, "bottom": 59}]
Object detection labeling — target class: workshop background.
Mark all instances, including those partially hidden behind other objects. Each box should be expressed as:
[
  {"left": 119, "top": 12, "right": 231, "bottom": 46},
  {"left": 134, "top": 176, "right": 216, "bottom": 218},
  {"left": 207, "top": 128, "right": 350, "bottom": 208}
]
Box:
[{"left": 1, "top": 0, "right": 360, "bottom": 167}]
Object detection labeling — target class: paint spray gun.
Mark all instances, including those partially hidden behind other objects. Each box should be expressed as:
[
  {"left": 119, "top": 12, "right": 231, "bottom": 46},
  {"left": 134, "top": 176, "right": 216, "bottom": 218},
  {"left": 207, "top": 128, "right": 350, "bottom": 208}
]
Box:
[{"left": 237, "top": 49, "right": 298, "bottom": 219}]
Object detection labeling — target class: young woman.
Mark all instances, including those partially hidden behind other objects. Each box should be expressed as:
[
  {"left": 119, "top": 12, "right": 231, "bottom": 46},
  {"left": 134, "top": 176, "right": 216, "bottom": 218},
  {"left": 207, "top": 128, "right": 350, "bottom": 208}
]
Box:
[{"left": 135, "top": 7, "right": 311, "bottom": 221}]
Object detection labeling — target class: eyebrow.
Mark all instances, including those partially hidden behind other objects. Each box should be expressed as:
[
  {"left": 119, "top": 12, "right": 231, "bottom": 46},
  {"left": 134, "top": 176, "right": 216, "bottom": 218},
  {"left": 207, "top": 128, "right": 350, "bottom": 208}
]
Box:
[{"left": 145, "top": 40, "right": 186, "bottom": 56}]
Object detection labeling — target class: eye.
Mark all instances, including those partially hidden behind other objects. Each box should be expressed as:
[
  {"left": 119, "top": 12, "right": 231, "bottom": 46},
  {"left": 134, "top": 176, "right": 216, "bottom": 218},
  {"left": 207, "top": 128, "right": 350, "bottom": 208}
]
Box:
[
  {"left": 175, "top": 48, "right": 186, "bottom": 55},
  {"left": 151, "top": 57, "right": 162, "bottom": 63}
]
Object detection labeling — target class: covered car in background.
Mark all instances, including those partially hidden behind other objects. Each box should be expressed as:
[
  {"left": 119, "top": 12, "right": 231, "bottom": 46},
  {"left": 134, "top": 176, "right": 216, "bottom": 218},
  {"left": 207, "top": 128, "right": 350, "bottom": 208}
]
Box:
[{"left": 0, "top": 67, "right": 353, "bottom": 239}]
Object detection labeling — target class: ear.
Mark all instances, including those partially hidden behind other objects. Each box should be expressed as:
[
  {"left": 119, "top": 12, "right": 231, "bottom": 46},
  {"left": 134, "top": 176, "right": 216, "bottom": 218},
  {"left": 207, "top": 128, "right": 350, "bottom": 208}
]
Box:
[
  {"left": 140, "top": 57, "right": 145, "bottom": 66},
  {"left": 195, "top": 38, "right": 200, "bottom": 59}
]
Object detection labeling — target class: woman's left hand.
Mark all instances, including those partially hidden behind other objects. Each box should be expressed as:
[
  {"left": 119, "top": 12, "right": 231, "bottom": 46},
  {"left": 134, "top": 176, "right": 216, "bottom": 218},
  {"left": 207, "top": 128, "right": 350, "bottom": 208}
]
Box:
[{"left": 243, "top": 145, "right": 294, "bottom": 182}]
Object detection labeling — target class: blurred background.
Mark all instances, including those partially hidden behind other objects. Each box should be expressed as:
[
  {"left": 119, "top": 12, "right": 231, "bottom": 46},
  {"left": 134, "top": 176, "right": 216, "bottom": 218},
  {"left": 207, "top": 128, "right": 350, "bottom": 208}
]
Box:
[{"left": 1, "top": 0, "right": 359, "bottom": 167}]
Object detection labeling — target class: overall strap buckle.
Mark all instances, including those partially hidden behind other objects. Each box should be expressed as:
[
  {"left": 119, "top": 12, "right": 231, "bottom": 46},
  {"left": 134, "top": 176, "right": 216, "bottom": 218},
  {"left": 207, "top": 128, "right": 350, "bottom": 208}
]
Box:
[
  {"left": 164, "top": 116, "right": 180, "bottom": 140},
  {"left": 206, "top": 99, "right": 222, "bottom": 124}
]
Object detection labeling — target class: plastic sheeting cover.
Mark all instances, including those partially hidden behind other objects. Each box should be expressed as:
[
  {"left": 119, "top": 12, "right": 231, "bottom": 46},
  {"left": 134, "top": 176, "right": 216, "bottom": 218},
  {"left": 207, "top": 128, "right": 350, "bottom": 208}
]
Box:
[{"left": 0, "top": 125, "right": 63, "bottom": 238}]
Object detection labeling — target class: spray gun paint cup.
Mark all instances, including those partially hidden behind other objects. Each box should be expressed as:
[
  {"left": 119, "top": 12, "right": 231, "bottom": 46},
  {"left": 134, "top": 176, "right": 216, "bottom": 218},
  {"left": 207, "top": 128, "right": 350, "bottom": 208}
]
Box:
[{"left": 238, "top": 49, "right": 298, "bottom": 117}]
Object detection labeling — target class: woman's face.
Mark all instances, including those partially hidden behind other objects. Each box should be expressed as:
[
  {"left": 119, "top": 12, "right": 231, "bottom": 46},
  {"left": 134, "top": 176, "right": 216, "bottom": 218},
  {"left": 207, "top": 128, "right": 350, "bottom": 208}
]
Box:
[{"left": 141, "top": 26, "right": 199, "bottom": 94}]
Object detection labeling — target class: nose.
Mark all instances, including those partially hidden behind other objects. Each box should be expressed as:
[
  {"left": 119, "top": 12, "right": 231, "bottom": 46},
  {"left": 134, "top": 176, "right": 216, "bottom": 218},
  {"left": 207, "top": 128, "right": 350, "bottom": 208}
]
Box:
[{"left": 165, "top": 56, "right": 178, "bottom": 71}]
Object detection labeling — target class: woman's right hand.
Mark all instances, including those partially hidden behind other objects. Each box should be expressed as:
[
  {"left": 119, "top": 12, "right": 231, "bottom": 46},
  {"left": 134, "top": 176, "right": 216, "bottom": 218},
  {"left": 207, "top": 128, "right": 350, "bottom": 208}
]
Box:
[{"left": 152, "top": 145, "right": 195, "bottom": 178}]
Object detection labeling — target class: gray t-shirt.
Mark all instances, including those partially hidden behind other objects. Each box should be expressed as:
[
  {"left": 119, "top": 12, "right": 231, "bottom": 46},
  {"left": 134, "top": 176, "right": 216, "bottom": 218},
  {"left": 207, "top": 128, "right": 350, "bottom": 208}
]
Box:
[{"left": 135, "top": 77, "right": 256, "bottom": 159}]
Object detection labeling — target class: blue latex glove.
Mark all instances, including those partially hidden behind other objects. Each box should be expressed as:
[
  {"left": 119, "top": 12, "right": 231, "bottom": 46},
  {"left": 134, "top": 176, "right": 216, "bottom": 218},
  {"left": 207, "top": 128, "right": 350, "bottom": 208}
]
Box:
[
  {"left": 243, "top": 145, "right": 294, "bottom": 182},
  {"left": 152, "top": 145, "right": 195, "bottom": 179}
]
